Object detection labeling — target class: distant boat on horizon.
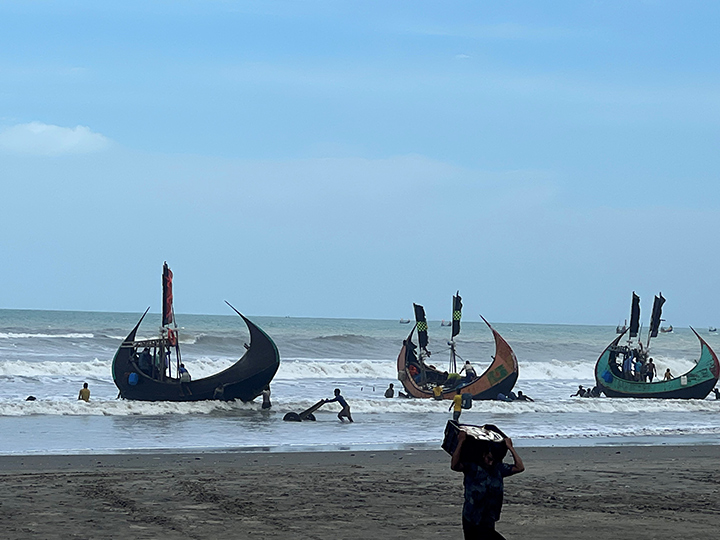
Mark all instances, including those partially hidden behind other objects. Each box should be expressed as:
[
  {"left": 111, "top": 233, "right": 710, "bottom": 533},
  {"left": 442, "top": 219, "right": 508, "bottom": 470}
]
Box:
[{"left": 399, "top": 319, "right": 411, "bottom": 324}]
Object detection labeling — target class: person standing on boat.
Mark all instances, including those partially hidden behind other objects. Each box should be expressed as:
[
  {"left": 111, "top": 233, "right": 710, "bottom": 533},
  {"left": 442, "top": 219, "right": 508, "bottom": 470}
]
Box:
[
  {"left": 451, "top": 430, "right": 525, "bottom": 540},
  {"left": 324, "top": 388, "right": 353, "bottom": 422},
  {"left": 460, "top": 361, "right": 476, "bottom": 384},
  {"left": 450, "top": 388, "right": 463, "bottom": 421},
  {"left": 622, "top": 353, "right": 634, "bottom": 380},
  {"left": 138, "top": 347, "right": 152, "bottom": 376},
  {"left": 634, "top": 358, "right": 644, "bottom": 382},
  {"left": 645, "top": 358, "right": 657, "bottom": 382},
  {"left": 179, "top": 363, "right": 191, "bottom": 382},
  {"left": 78, "top": 382, "right": 90, "bottom": 402},
  {"left": 663, "top": 368, "right": 673, "bottom": 381},
  {"left": 178, "top": 363, "right": 192, "bottom": 396}
]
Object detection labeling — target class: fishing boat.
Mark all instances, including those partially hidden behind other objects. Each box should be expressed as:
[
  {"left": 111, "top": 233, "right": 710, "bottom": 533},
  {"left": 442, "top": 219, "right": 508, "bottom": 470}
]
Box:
[
  {"left": 112, "top": 263, "right": 280, "bottom": 402},
  {"left": 440, "top": 320, "right": 451, "bottom": 327},
  {"left": 616, "top": 319, "right": 628, "bottom": 333},
  {"left": 399, "top": 319, "right": 411, "bottom": 324},
  {"left": 396, "top": 292, "right": 518, "bottom": 400},
  {"left": 595, "top": 293, "right": 719, "bottom": 399},
  {"left": 660, "top": 325, "right": 673, "bottom": 333},
  {"left": 710, "top": 327, "right": 717, "bottom": 334}
]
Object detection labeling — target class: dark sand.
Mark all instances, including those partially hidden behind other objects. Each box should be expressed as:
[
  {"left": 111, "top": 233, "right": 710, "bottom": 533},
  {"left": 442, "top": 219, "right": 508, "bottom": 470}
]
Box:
[{"left": 1, "top": 445, "right": 718, "bottom": 539}]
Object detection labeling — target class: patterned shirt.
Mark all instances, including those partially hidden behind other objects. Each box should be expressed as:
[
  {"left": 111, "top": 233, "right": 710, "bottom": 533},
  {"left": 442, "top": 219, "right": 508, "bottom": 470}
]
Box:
[{"left": 462, "top": 462, "right": 514, "bottom": 526}]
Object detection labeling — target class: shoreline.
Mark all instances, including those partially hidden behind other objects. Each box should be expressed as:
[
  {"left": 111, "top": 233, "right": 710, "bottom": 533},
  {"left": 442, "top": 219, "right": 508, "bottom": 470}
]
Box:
[
  {"left": 2, "top": 430, "right": 720, "bottom": 457},
  {"left": 1, "top": 445, "right": 718, "bottom": 539}
]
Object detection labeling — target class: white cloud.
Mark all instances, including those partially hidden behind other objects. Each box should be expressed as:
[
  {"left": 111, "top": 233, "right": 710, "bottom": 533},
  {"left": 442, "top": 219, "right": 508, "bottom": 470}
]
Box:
[{"left": 0, "top": 122, "right": 110, "bottom": 156}]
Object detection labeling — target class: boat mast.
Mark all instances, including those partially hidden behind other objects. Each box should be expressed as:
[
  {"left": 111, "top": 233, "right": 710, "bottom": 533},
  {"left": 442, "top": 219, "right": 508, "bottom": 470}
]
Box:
[
  {"left": 161, "top": 261, "right": 179, "bottom": 380},
  {"left": 449, "top": 292, "right": 462, "bottom": 374}
]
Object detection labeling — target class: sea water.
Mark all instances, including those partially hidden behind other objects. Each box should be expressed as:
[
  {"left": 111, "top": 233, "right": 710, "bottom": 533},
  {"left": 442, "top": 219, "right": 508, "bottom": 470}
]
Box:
[{"left": 0, "top": 308, "right": 718, "bottom": 455}]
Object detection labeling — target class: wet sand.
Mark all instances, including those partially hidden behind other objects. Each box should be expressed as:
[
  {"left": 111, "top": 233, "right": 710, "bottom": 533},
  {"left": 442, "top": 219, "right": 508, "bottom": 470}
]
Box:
[{"left": 0, "top": 445, "right": 718, "bottom": 539}]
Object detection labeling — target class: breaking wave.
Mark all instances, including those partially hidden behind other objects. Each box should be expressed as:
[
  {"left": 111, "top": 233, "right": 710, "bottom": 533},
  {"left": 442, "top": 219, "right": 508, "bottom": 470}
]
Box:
[
  {"left": 0, "top": 394, "right": 718, "bottom": 418},
  {"left": 0, "top": 332, "right": 94, "bottom": 339},
  {"left": 0, "top": 355, "right": 702, "bottom": 382}
]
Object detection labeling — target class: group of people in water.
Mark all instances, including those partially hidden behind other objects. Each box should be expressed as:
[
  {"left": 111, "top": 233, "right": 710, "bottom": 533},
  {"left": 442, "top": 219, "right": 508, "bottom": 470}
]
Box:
[{"left": 570, "top": 385, "right": 601, "bottom": 398}]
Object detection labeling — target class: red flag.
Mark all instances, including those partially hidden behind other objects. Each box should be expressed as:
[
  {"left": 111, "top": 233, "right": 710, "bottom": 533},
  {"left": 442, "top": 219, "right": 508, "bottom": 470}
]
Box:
[{"left": 162, "top": 262, "right": 174, "bottom": 327}]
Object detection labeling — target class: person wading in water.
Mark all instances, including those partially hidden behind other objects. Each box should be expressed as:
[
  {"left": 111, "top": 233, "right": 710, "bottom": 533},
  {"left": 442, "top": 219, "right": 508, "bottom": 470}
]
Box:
[{"left": 324, "top": 388, "right": 353, "bottom": 423}]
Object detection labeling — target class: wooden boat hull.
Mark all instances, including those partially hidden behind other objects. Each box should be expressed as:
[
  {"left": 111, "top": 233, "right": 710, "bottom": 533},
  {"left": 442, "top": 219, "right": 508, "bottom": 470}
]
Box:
[
  {"left": 594, "top": 329, "right": 719, "bottom": 399},
  {"left": 112, "top": 311, "right": 280, "bottom": 402},
  {"left": 396, "top": 316, "right": 519, "bottom": 400}
]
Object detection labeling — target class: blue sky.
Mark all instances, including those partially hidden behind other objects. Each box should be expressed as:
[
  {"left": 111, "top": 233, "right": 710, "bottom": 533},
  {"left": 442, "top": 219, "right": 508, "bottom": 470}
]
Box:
[{"left": 1, "top": 1, "right": 719, "bottom": 325}]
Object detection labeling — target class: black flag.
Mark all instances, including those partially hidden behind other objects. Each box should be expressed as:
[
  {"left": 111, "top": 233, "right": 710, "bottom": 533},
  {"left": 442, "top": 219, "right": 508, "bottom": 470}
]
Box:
[
  {"left": 451, "top": 292, "right": 462, "bottom": 338},
  {"left": 649, "top": 293, "right": 666, "bottom": 338},
  {"left": 629, "top": 292, "right": 640, "bottom": 338},
  {"left": 413, "top": 303, "right": 429, "bottom": 350}
]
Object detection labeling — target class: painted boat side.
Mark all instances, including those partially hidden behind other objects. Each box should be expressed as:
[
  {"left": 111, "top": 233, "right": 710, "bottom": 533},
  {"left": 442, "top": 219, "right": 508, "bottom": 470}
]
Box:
[{"left": 396, "top": 317, "right": 519, "bottom": 400}]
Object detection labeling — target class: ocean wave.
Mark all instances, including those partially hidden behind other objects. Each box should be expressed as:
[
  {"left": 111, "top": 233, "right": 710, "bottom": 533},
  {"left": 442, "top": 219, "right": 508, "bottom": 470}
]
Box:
[
  {"left": 519, "top": 356, "right": 697, "bottom": 381},
  {"left": 0, "top": 354, "right": 703, "bottom": 382},
  {"left": 331, "top": 397, "right": 720, "bottom": 414},
  {"left": 520, "top": 424, "right": 720, "bottom": 440},
  {"left": 0, "top": 332, "right": 94, "bottom": 340},
  {"left": 277, "top": 359, "right": 396, "bottom": 380},
  {"left": 193, "top": 334, "right": 248, "bottom": 347},
  {"left": 0, "top": 359, "right": 110, "bottom": 377},
  {"left": 1, "top": 394, "right": 717, "bottom": 418},
  {"left": 311, "top": 334, "right": 374, "bottom": 345},
  {"left": 0, "top": 398, "right": 258, "bottom": 417}
]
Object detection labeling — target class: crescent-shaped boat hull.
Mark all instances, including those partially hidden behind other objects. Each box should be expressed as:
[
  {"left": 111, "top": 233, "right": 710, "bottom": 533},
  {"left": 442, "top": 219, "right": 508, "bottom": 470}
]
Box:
[
  {"left": 112, "top": 311, "right": 280, "bottom": 402},
  {"left": 396, "top": 317, "right": 519, "bottom": 400},
  {"left": 594, "top": 329, "right": 719, "bottom": 399}
]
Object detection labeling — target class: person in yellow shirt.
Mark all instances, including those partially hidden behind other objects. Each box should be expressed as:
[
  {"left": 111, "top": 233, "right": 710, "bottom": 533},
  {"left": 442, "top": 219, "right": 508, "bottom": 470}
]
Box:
[
  {"left": 449, "top": 388, "right": 462, "bottom": 421},
  {"left": 78, "top": 382, "right": 90, "bottom": 402}
]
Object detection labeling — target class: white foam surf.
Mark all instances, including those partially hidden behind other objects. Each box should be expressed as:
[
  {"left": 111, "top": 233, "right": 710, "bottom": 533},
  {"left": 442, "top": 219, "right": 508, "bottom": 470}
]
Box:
[{"left": 0, "top": 332, "right": 94, "bottom": 339}]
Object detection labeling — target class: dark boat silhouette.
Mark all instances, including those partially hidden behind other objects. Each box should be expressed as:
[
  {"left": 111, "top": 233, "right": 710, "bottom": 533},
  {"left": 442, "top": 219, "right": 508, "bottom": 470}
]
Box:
[{"left": 112, "top": 263, "right": 280, "bottom": 402}]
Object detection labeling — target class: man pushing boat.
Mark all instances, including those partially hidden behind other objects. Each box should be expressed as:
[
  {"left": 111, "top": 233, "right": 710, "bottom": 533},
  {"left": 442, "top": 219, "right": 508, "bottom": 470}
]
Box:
[{"left": 324, "top": 388, "right": 353, "bottom": 423}]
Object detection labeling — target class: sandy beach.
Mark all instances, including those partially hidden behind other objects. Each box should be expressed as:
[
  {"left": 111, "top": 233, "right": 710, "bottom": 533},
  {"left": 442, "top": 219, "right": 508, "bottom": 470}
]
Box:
[{"left": 0, "top": 445, "right": 718, "bottom": 539}]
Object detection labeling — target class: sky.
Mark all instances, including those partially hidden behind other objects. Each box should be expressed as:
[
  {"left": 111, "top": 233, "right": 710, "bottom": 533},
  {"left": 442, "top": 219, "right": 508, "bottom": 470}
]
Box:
[{"left": 1, "top": 1, "right": 720, "bottom": 325}]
